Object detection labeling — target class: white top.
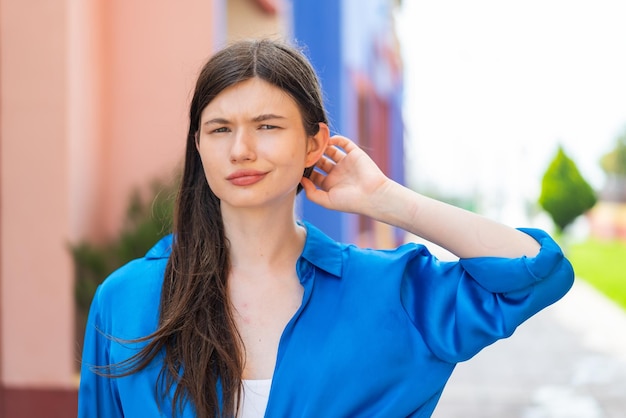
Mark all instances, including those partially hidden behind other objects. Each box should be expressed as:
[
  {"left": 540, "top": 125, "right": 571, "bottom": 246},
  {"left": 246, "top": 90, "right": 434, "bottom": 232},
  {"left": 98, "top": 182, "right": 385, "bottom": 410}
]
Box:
[{"left": 238, "top": 379, "right": 272, "bottom": 418}]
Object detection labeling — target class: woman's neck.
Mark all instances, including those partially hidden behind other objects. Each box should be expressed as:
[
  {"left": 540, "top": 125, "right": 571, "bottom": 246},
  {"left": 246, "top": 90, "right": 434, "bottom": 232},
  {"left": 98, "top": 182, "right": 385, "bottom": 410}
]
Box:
[{"left": 221, "top": 206, "right": 306, "bottom": 275}]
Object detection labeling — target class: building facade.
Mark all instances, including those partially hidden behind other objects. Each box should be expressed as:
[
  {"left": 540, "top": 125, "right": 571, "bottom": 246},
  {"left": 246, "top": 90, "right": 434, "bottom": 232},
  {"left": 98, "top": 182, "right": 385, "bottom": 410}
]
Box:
[
  {"left": 0, "top": 1, "right": 219, "bottom": 415},
  {"left": 293, "top": 0, "right": 405, "bottom": 247},
  {"left": 0, "top": 0, "right": 402, "bottom": 415}
]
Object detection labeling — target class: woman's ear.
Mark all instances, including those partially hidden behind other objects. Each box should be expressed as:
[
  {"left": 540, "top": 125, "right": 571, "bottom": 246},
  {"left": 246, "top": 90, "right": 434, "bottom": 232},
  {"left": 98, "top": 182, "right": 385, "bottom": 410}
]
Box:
[
  {"left": 305, "top": 123, "right": 330, "bottom": 167},
  {"left": 194, "top": 131, "right": 200, "bottom": 151}
]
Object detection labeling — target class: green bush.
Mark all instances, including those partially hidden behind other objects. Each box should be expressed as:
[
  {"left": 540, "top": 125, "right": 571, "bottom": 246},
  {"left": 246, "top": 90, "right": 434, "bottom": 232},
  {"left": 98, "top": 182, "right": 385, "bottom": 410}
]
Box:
[{"left": 539, "top": 146, "right": 597, "bottom": 233}]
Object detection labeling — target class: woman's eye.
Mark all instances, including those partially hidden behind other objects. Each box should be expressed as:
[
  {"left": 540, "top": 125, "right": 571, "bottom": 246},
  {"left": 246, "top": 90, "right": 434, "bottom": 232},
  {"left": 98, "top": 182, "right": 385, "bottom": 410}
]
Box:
[
  {"left": 259, "top": 124, "right": 278, "bottom": 130},
  {"left": 212, "top": 127, "right": 229, "bottom": 133}
]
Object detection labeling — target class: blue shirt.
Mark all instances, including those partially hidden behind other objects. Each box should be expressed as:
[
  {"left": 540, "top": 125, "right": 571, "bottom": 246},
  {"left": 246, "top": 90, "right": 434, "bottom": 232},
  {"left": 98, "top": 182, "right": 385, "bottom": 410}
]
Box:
[{"left": 78, "top": 222, "right": 574, "bottom": 417}]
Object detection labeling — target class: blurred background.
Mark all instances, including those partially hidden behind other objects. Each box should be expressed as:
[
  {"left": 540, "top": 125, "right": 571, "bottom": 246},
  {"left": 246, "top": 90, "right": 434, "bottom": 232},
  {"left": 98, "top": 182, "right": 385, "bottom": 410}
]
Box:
[{"left": 1, "top": 0, "right": 624, "bottom": 417}]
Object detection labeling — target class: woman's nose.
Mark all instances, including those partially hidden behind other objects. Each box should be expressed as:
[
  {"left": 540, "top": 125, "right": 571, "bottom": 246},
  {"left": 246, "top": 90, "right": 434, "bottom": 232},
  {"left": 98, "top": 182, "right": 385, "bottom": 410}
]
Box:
[{"left": 230, "top": 130, "right": 256, "bottom": 162}]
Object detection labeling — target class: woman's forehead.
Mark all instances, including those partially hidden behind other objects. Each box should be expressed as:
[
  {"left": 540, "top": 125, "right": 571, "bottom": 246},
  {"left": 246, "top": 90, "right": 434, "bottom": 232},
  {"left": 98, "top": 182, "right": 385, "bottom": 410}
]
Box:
[{"left": 200, "top": 78, "right": 300, "bottom": 121}]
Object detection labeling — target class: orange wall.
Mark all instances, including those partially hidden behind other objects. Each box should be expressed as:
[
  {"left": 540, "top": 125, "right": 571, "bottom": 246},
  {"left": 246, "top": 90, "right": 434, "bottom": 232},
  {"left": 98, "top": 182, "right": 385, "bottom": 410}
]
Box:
[{"left": 0, "top": 0, "right": 216, "bottom": 392}]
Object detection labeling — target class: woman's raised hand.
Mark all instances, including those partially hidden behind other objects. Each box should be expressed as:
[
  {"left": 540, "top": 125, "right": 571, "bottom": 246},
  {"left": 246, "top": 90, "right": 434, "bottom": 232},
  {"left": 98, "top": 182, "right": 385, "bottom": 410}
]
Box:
[
  {"left": 300, "top": 135, "right": 391, "bottom": 216},
  {"left": 301, "top": 136, "right": 541, "bottom": 258}
]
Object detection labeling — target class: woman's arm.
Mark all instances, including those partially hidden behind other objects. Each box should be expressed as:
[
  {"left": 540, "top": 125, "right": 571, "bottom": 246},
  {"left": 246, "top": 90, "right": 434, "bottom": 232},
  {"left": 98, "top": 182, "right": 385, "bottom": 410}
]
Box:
[{"left": 301, "top": 135, "right": 540, "bottom": 259}]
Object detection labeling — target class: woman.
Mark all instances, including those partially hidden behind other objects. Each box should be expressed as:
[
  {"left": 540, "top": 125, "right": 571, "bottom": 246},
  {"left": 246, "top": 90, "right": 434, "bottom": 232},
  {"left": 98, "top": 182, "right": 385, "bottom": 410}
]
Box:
[{"left": 78, "top": 39, "right": 574, "bottom": 417}]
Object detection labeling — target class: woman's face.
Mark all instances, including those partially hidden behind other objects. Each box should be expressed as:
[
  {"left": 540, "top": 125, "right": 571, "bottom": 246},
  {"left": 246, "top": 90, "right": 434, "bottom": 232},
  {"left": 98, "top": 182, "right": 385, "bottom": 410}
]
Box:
[{"left": 197, "top": 77, "right": 326, "bottom": 211}]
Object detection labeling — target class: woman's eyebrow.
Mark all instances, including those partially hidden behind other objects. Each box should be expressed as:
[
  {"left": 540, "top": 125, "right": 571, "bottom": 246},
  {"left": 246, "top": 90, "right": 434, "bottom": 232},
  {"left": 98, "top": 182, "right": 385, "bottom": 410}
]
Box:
[
  {"left": 202, "top": 114, "right": 285, "bottom": 126},
  {"left": 203, "top": 118, "right": 229, "bottom": 126},
  {"left": 251, "top": 114, "right": 285, "bottom": 122}
]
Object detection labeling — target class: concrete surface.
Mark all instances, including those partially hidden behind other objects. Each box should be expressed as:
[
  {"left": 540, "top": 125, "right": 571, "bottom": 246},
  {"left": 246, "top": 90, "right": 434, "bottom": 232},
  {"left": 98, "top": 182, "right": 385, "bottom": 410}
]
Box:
[{"left": 433, "top": 279, "right": 626, "bottom": 418}]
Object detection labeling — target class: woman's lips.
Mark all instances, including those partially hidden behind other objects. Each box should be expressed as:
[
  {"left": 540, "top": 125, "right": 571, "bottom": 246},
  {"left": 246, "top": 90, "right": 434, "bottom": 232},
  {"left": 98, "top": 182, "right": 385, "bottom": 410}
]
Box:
[{"left": 226, "top": 170, "right": 267, "bottom": 186}]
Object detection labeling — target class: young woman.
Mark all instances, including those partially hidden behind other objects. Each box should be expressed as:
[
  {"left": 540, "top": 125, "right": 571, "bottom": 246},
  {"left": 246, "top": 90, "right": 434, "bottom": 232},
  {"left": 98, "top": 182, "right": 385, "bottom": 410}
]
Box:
[{"left": 78, "top": 39, "right": 574, "bottom": 418}]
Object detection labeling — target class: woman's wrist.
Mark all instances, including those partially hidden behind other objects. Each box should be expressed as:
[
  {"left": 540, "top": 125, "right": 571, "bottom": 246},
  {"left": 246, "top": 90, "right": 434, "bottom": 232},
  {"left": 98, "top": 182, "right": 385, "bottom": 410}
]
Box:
[{"left": 365, "top": 180, "right": 419, "bottom": 229}]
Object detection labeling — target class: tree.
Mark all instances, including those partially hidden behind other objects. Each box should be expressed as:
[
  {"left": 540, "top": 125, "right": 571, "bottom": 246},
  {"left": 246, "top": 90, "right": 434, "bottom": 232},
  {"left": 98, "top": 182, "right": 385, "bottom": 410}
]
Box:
[
  {"left": 600, "top": 128, "right": 626, "bottom": 176},
  {"left": 539, "top": 146, "right": 597, "bottom": 233},
  {"left": 599, "top": 128, "right": 626, "bottom": 202}
]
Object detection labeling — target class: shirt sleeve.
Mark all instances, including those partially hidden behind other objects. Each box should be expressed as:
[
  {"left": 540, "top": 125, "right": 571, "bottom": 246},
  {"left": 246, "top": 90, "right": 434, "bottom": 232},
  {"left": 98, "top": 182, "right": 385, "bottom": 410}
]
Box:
[
  {"left": 78, "top": 285, "right": 124, "bottom": 418},
  {"left": 400, "top": 228, "right": 575, "bottom": 363}
]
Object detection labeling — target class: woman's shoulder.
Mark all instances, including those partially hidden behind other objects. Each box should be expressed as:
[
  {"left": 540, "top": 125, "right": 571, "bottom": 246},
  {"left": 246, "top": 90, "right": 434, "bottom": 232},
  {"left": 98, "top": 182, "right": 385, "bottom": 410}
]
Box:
[
  {"left": 302, "top": 221, "right": 436, "bottom": 280},
  {"left": 93, "top": 235, "right": 172, "bottom": 319},
  {"left": 302, "top": 221, "right": 437, "bottom": 270}
]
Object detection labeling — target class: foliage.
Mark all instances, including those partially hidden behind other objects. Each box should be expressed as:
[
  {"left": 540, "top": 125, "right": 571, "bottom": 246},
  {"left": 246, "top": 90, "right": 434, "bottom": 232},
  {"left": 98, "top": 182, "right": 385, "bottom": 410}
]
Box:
[
  {"left": 600, "top": 129, "right": 626, "bottom": 175},
  {"left": 539, "top": 146, "right": 597, "bottom": 232},
  {"left": 72, "top": 178, "right": 177, "bottom": 363},
  {"left": 568, "top": 238, "right": 626, "bottom": 311}
]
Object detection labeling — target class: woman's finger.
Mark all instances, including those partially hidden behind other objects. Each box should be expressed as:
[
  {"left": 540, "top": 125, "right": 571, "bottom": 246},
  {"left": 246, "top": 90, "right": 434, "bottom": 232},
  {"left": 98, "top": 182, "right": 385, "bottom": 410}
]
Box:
[
  {"left": 316, "top": 155, "right": 335, "bottom": 173},
  {"left": 324, "top": 145, "right": 346, "bottom": 163},
  {"left": 300, "top": 177, "right": 332, "bottom": 208},
  {"left": 308, "top": 170, "right": 325, "bottom": 187},
  {"left": 329, "top": 135, "right": 358, "bottom": 152}
]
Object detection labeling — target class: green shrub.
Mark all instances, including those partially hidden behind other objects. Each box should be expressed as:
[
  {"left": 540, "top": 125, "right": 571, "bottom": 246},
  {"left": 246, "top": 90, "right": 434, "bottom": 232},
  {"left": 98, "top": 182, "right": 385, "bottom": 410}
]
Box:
[{"left": 539, "top": 146, "right": 597, "bottom": 233}]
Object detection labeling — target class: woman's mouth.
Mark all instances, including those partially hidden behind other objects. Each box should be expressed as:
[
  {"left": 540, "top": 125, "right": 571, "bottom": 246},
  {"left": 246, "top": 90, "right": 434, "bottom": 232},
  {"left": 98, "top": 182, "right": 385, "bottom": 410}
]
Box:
[{"left": 226, "top": 170, "right": 268, "bottom": 186}]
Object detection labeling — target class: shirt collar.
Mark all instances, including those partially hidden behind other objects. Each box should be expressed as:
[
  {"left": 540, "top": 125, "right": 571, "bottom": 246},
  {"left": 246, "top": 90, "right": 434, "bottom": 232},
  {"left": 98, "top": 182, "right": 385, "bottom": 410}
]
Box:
[
  {"left": 144, "top": 221, "right": 345, "bottom": 279},
  {"left": 145, "top": 234, "right": 174, "bottom": 259},
  {"left": 299, "top": 221, "right": 343, "bottom": 278}
]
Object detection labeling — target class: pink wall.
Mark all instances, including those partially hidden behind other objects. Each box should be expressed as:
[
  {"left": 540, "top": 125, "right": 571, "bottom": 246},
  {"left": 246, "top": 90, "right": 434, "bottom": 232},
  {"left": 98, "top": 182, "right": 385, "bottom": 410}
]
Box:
[
  {"left": 1, "top": 0, "right": 75, "bottom": 388},
  {"left": 97, "top": 0, "right": 218, "bottom": 240},
  {"left": 0, "top": 0, "right": 216, "bottom": 402},
  {"left": 68, "top": 0, "right": 105, "bottom": 242}
]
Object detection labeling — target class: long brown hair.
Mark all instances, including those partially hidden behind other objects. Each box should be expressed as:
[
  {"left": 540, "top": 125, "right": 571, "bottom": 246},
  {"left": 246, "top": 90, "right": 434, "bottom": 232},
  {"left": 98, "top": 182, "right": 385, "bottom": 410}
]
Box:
[{"left": 106, "top": 39, "right": 328, "bottom": 417}]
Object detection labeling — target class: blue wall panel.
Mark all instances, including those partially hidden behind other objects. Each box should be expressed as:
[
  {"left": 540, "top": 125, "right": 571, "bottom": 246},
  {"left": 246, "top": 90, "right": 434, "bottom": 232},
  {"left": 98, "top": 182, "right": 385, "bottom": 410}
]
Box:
[{"left": 293, "top": 0, "right": 351, "bottom": 242}]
